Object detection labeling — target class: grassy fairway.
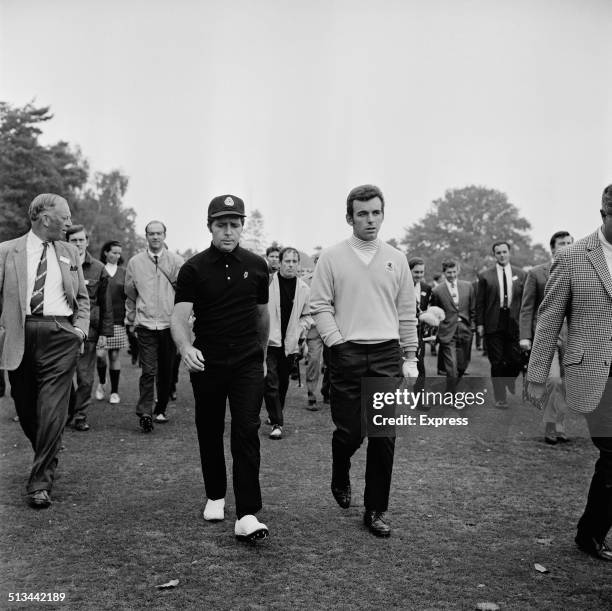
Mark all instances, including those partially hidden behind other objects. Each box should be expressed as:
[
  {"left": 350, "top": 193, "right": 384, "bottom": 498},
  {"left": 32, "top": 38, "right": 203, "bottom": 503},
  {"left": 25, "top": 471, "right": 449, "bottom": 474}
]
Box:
[{"left": 1, "top": 352, "right": 611, "bottom": 610}]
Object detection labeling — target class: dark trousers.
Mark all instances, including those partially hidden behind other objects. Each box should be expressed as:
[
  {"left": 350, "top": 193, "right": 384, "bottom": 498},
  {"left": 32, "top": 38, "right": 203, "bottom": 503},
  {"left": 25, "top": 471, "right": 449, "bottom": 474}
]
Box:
[
  {"left": 485, "top": 321, "right": 522, "bottom": 402},
  {"left": 170, "top": 350, "right": 180, "bottom": 394},
  {"left": 264, "top": 346, "right": 295, "bottom": 426},
  {"left": 321, "top": 346, "right": 330, "bottom": 400},
  {"left": 8, "top": 317, "right": 80, "bottom": 493},
  {"left": 191, "top": 341, "right": 264, "bottom": 518},
  {"left": 68, "top": 340, "right": 98, "bottom": 422},
  {"left": 577, "top": 367, "right": 612, "bottom": 543},
  {"left": 135, "top": 327, "right": 175, "bottom": 416},
  {"left": 415, "top": 337, "right": 426, "bottom": 394},
  {"left": 328, "top": 340, "right": 400, "bottom": 512},
  {"left": 439, "top": 321, "right": 473, "bottom": 392}
]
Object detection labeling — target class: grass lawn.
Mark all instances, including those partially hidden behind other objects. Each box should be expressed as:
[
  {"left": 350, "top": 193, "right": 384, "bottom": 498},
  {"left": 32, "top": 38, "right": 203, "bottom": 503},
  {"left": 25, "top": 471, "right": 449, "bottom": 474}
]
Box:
[{"left": 1, "top": 350, "right": 611, "bottom": 610}]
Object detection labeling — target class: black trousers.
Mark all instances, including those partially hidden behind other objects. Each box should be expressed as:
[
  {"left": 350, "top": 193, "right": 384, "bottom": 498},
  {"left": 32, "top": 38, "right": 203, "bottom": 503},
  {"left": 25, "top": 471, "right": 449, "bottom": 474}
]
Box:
[
  {"left": 485, "top": 316, "right": 522, "bottom": 402},
  {"left": 263, "top": 346, "right": 295, "bottom": 426},
  {"left": 135, "top": 327, "right": 175, "bottom": 416},
  {"left": 190, "top": 341, "right": 264, "bottom": 518},
  {"left": 9, "top": 316, "right": 80, "bottom": 493},
  {"left": 328, "top": 340, "right": 400, "bottom": 512},
  {"left": 577, "top": 366, "right": 612, "bottom": 543}
]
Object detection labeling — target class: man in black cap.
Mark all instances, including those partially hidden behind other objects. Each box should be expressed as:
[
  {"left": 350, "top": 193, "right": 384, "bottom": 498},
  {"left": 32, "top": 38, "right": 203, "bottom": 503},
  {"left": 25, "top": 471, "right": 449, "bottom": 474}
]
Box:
[{"left": 171, "top": 194, "right": 270, "bottom": 542}]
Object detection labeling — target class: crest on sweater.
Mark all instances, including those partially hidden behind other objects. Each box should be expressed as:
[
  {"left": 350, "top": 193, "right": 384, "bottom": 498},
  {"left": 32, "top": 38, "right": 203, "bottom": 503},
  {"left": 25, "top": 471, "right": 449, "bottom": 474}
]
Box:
[{"left": 385, "top": 261, "right": 394, "bottom": 272}]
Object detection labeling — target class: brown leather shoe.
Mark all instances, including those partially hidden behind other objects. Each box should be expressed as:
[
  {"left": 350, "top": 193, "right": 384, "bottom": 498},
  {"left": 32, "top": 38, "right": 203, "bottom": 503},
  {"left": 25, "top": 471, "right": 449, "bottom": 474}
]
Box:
[
  {"left": 364, "top": 510, "right": 391, "bottom": 537},
  {"left": 575, "top": 534, "right": 612, "bottom": 561},
  {"left": 28, "top": 490, "right": 51, "bottom": 509}
]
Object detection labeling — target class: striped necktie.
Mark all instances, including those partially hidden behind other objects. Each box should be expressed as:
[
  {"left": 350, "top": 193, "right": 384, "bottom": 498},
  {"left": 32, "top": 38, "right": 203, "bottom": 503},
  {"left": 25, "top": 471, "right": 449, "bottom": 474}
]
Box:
[{"left": 30, "top": 241, "right": 49, "bottom": 315}]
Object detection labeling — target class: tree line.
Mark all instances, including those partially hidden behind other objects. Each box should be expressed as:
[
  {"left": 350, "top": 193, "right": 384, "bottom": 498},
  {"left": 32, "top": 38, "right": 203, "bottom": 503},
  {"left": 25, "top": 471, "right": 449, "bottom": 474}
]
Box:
[{"left": 1, "top": 101, "right": 548, "bottom": 277}]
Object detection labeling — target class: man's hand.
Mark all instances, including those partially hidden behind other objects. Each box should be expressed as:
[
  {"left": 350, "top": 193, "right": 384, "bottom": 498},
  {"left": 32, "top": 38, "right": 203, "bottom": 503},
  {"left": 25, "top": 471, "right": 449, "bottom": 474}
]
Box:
[
  {"left": 99, "top": 336, "right": 107, "bottom": 350},
  {"left": 519, "top": 339, "right": 532, "bottom": 351},
  {"left": 526, "top": 381, "right": 547, "bottom": 409},
  {"left": 181, "top": 346, "right": 205, "bottom": 372},
  {"left": 477, "top": 325, "right": 484, "bottom": 337},
  {"left": 402, "top": 358, "right": 419, "bottom": 379}
]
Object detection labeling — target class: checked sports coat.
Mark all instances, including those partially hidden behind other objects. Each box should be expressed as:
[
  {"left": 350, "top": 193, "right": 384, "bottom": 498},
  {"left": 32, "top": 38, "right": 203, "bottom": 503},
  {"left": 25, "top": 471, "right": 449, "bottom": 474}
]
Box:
[{"left": 527, "top": 230, "right": 612, "bottom": 413}]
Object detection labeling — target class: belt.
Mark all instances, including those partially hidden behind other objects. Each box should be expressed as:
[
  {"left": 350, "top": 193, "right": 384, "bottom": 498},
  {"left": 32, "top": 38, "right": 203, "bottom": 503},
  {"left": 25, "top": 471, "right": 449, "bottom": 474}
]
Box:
[{"left": 26, "top": 315, "right": 72, "bottom": 323}]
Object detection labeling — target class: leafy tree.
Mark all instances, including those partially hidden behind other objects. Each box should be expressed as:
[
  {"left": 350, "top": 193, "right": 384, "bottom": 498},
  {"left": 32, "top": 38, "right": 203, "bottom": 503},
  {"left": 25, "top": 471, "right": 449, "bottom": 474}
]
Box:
[
  {"left": 241, "top": 209, "right": 267, "bottom": 255},
  {"left": 386, "top": 237, "right": 402, "bottom": 250},
  {"left": 400, "top": 185, "right": 549, "bottom": 281},
  {"left": 0, "top": 101, "right": 88, "bottom": 240},
  {"left": 71, "top": 170, "right": 141, "bottom": 260},
  {"left": 0, "top": 100, "right": 140, "bottom": 259}
]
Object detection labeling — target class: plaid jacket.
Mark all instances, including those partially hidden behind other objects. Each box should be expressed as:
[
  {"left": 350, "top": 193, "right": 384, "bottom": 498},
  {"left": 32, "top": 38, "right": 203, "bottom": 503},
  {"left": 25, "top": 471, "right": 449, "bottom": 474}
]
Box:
[{"left": 527, "top": 230, "right": 612, "bottom": 413}]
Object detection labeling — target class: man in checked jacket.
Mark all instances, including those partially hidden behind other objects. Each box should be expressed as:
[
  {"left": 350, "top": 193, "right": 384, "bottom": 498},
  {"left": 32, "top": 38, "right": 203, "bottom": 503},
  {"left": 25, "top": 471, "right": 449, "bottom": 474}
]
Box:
[{"left": 527, "top": 184, "right": 612, "bottom": 562}]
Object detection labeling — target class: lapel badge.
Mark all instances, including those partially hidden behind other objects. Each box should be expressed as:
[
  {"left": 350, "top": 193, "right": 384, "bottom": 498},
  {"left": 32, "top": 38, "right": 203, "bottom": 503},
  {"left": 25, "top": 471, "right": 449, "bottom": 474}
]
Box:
[
  {"left": 385, "top": 261, "right": 394, "bottom": 272},
  {"left": 224, "top": 196, "right": 235, "bottom": 207},
  {"left": 244, "top": 271, "right": 248, "bottom": 279}
]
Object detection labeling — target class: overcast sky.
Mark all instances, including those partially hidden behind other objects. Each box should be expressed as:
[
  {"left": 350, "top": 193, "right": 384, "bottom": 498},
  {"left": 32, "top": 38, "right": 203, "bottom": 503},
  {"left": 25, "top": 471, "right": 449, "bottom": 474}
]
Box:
[{"left": 1, "top": 0, "right": 611, "bottom": 254}]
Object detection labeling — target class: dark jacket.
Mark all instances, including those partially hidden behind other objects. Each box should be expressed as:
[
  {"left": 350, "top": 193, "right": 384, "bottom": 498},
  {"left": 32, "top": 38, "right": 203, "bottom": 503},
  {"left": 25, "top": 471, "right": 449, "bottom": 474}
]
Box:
[
  {"left": 107, "top": 265, "right": 127, "bottom": 325},
  {"left": 476, "top": 265, "right": 526, "bottom": 336},
  {"left": 82, "top": 251, "right": 114, "bottom": 342}
]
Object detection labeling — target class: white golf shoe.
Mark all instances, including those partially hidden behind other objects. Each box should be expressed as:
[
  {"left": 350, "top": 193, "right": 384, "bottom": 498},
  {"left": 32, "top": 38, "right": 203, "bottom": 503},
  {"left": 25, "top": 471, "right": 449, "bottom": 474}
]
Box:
[
  {"left": 203, "top": 498, "right": 225, "bottom": 521},
  {"left": 234, "top": 514, "right": 269, "bottom": 542}
]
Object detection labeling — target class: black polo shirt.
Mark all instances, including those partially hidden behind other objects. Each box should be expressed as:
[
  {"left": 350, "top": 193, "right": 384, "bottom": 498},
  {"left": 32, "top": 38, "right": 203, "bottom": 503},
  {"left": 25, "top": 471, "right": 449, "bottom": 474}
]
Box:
[{"left": 175, "top": 243, "right": 269, "bottom": 345}]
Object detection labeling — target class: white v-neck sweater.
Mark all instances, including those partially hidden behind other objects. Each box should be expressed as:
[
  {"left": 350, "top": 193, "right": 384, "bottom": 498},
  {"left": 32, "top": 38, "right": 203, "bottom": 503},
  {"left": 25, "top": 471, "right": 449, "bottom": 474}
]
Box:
[{"left": 310, "top": 239, "right": 417, "bottom": 350}]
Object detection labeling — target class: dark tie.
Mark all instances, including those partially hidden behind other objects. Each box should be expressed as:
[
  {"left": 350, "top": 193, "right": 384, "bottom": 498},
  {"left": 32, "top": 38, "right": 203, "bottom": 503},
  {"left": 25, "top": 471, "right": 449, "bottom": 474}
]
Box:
[
  {"left": 30, "top": 241, "right": 49, "bottom": 315},
  {"left": 154, "top": 255, "right": 158, "bottom": 267},
  {"left": 502, "top": 269, "right": 508, "bottom": 309}
]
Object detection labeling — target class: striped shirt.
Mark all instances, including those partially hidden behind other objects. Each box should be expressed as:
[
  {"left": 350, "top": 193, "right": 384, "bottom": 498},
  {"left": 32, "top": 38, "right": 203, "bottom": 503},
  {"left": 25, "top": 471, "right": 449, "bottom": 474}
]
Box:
[{"left": 348, "top": 234, "right": 380, "bottom": 265}]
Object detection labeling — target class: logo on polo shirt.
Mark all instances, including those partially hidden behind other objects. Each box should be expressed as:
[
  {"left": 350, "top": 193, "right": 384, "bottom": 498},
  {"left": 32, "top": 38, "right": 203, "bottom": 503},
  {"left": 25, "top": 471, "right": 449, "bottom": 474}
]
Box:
[
  {"left": 244, "top": 271, "right": 249, "bottom": 279},
  {"left": 385, "top": 261, "right": 394, "bottom": 272},
  {"left": 224, "top": 197, "right": 235, "bottom": 207}
]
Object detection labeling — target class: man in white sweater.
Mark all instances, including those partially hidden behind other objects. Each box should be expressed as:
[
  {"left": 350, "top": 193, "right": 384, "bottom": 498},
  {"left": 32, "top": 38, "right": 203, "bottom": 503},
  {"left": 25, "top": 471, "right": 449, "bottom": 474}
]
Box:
[{"left": 310, "top": 184, "right": 418, "bottom": 537}]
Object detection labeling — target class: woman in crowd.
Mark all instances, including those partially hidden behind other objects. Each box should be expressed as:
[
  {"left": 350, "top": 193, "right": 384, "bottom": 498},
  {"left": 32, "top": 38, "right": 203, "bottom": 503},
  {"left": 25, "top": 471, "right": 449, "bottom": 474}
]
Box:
[{"left": 95, "top": 240, "right": 129, "bottom": 403}]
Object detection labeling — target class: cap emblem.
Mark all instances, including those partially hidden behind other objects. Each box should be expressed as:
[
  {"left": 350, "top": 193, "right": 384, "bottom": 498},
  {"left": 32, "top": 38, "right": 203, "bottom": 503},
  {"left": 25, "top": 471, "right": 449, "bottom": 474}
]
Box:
[{"left": 224, "top": 197, "right": 235, "bottom": 207}]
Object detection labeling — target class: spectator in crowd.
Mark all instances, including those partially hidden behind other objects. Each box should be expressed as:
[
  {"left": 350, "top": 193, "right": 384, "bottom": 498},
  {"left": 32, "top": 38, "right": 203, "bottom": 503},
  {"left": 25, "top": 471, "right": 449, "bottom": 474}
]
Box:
[
  {"left": 95, "top": 240, "right": 129, "bottom": 404},
  {"left": 430, "top": 273, "right": 442, "bottom": 356},
  {"left": 310, "top": 184, "right": 418, "bottom": 537},
  {"left": 520, "top": 230, "right": 573, "bottom": 444},
  {"left": 266, "top": 245, "right": 281, "bottom": 281},
  {"left": 303, "top": 254, "right": 326, "bottom": 410},
  {"left": 171, "top": 194, "right": 270, "bottom": 542},
  {"left": 527, "top": 184, "right": 612, "bottom": 561},
  {"left": 0, "top": 193, "right": 89, "bottom": 508},
  {"left": 408, "top": 257, "right": 431, "bottom": 397},
  {"left": 476, "top": 241, "right": 526, "bottom": 408},
  {"left": 125, "top": 221, "right": 183, "bottom": 432},
  {"left": 263, "top": 246, "right": 311, "bottom": 439},
  {"left": 430, "top": 259, "right": 475, "bottom": 397},
  {"left": 66, "top": 226, "right": 113, "bottom": 431}
]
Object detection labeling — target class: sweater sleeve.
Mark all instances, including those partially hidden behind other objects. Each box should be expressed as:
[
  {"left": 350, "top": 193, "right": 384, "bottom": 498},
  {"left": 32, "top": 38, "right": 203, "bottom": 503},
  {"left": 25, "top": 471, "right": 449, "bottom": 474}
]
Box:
[
  {"left": 397, "top": 257, "right": 418, "bottom": 351},
  {"left": 309, "top": 252, "right": 343, "bottom": 347}
]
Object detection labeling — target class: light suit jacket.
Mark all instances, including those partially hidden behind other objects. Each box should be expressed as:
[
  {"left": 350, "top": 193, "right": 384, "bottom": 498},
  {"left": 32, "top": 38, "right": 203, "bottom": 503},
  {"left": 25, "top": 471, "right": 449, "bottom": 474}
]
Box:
[
  {"left": 0, "top": 233, "right": 90, "bottom": 370},
  {"left": 527, "top": 231, "right": 612, "bottom": 413},
  {"left": 267, "top": 272, "right": 312, "bottom": 356}
]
